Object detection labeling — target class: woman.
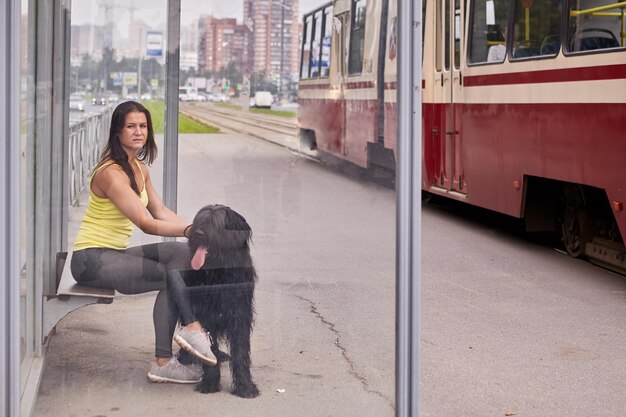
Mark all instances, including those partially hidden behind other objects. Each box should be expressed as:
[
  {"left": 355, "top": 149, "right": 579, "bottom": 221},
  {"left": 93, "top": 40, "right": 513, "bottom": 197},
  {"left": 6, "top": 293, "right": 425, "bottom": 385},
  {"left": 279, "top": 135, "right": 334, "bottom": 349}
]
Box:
[{"left": 71, "top": 100, "right": 215, "bottom": 383}]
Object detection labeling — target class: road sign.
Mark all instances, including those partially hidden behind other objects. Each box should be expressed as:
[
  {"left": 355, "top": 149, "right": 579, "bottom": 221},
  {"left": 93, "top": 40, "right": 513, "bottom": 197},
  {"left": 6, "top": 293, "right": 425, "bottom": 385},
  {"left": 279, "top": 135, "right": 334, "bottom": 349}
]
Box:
[{"left": 146, "top": 31, "right": 163, "bottom": 57}]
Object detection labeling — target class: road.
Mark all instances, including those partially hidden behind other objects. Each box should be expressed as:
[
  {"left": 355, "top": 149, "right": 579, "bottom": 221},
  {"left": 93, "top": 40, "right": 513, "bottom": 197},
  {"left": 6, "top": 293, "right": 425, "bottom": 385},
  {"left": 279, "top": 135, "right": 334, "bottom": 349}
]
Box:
[
  {"left": 420, "top": 199, "right": 626, "bottom": 417},
  {"left": 32, "top": 132, "right": 626, "bottom": 417}
]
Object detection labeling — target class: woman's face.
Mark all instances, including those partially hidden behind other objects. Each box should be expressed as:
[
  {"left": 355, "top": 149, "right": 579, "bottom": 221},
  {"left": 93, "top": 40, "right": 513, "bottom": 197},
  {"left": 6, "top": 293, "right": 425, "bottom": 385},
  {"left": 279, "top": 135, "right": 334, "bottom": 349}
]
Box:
[{"left": 119, "top": 111, "right": 148, "bottom": 155}]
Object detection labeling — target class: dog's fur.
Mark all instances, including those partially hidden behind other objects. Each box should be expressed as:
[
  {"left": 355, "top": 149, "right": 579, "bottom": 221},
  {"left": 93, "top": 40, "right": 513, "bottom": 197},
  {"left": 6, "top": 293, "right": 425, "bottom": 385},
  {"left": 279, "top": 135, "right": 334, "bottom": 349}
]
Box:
[{"left": 183, "top": 204, "right": 259, "bottom": 398}]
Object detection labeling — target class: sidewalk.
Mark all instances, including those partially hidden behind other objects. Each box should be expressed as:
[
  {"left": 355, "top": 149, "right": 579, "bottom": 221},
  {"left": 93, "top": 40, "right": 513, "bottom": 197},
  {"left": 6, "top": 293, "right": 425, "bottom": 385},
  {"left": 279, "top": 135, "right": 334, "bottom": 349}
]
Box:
[{"left": 31, "top": 131, "right": 397, "bottom": 417}]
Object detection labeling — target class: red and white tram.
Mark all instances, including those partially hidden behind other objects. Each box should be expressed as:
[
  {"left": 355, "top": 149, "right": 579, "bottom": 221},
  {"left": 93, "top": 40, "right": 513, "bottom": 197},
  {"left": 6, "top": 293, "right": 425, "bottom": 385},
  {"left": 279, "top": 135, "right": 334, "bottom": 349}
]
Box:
[{"left": 298, "top": 0, "right": 626, "bottom": 269}]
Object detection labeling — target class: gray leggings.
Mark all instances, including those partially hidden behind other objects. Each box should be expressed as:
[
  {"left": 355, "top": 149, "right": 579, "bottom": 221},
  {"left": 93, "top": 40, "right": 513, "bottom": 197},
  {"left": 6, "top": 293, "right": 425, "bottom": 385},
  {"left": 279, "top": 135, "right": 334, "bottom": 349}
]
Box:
[{"left": 70, "top": 242, "right": 191, "bottom": 358}]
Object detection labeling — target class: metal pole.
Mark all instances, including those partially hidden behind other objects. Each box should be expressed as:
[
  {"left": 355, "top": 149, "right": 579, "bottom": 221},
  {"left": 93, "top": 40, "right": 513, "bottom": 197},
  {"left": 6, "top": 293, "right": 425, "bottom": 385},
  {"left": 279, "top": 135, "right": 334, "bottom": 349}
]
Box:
[
  {"left": 163, "top": 0, "right": 180, "bottom": 214},
  {"left": 280, "top": 0, "right": 285, "bottom": 99},
  {"left": 396, "top": 0, "right": 422, "bottom": 415},
  {"left": 138, "top": 31, "right": 143, "bottom": 100},
  {"left": 1, "top": 0, "right": 21, "bottom": 415}
]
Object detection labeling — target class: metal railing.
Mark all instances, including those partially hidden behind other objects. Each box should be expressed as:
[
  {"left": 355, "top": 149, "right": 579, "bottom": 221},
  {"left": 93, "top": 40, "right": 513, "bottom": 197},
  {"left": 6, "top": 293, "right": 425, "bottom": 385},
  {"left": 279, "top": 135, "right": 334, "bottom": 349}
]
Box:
[{"left": 68, "top": 107, "right": 112, "bottom": 206}]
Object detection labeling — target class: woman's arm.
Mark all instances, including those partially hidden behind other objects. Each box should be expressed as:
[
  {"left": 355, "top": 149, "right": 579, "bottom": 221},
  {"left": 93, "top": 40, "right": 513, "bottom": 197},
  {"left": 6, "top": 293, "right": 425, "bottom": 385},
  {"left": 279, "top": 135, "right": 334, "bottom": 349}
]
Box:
[{"left": 93, "top": 164, "right": 188, "bottom": 237}]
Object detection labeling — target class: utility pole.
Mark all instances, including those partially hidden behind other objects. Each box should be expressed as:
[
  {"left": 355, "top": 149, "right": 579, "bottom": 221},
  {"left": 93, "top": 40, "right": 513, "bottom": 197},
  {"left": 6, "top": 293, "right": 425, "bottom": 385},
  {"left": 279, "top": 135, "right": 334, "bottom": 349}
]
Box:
[
  {"left": 279, "top": 0, "right": 285, "bottom": 100},
  {"left": 138, "top": 28, "right": 143, "bottom": 99},
  {"left": 99, "top": 0, "right": 115, "bottom": 91}
]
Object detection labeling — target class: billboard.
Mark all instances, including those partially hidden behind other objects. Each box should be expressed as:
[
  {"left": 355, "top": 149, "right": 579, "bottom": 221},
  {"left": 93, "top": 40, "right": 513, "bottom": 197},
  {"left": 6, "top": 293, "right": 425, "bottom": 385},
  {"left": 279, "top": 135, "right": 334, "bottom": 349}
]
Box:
[{"left": 123, "top": 72, "right": 138, "bottom": 87}]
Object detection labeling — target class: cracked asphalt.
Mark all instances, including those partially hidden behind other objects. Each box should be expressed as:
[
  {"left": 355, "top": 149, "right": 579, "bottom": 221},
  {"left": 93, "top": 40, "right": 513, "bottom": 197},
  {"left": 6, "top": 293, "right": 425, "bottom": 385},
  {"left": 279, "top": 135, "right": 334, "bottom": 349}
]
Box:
[
  {"left": 34, "top": 131, "right": 625, "bottom": 417},
  {"left": 33, "top": 133, "right": 396, "bottom": 417}
]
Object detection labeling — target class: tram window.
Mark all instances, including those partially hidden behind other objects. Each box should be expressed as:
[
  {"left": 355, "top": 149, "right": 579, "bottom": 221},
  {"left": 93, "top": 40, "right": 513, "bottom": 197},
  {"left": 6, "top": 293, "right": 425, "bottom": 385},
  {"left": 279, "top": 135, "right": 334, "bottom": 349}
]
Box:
[
  {"left": 348, "top": 0, "right": 367, "bottom": 75},
  {"left": 320, "top": 7, "right": 333, "bottom": 78},
  {"left": 311, "top": 11, "right": 324, "bottom": 77},
  {"left": 468, "top": 0, "right": 510, "bottom": 64},
  {"left": 445, "top": 0, "right": 451, "bottom": 69},
  {"left": 301, "top": 16, "right": 313, "bottom": 79},
  {"left": 567, "top": 0, "right": 624, "bottom": 53},
  {"left": 454, "top": 0, "right": 461, "bottom": 69},
  {"left": 436, "top": 0, "right": 443, "bottom": 71},
  {"left": 511, "top": 0, "right": 562, "bottom": 59}
]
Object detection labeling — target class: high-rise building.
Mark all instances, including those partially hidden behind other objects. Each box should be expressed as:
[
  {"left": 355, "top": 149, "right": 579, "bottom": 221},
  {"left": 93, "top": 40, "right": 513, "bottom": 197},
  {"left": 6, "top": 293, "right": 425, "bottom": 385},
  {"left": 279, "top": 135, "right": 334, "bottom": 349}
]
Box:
[
  {"left": 243, "top": 0, "right": 300, "bottom": 84},
  {"left": 181, "top": 19, "right": 199, "bottom": 54},
  {"left": 198, "top": 17, "right": 250, "bottom": 74},
  {"left": 115, "top": 20, "right": 165, "bottom": 61},
  {"left": 180, "top": 19, "right": 200, "bottom": 71},
  {"left": 71, "top": 24, "right": 105, "bottom": 63}
]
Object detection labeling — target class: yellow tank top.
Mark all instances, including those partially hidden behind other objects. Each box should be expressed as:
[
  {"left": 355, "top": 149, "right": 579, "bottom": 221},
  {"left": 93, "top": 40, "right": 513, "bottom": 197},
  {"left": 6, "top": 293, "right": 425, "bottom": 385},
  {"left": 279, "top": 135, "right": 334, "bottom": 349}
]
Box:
[{"left": 73, "top": 160, "right": 149, "bottom": 251}]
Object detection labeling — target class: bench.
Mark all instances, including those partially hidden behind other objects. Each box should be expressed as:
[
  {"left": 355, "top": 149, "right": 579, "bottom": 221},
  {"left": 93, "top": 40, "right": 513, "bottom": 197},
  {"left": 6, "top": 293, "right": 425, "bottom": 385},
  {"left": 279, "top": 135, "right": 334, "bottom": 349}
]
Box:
[{"left": 43, "top": 251, "right": 116, "bottom": 338}]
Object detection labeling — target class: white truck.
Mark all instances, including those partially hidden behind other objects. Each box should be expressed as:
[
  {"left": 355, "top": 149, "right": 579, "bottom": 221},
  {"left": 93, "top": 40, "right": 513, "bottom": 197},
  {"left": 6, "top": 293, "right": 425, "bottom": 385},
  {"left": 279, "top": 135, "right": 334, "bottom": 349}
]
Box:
[
  {"left": 178, "top": 86, "right": 199, "bottom": 102},
  {"left": 250, "top": 91, "right": 273, "bottom": 108}
]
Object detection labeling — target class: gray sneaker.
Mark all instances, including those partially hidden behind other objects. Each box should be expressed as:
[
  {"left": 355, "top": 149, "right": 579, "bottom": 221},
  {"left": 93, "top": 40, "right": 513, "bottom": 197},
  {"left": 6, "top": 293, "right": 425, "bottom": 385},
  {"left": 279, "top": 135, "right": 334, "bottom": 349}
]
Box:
[
  {"left": 174, "top": 327, "right": 217, "bottom": 366},
  {"left": 147, "top": 355, "right": 202, "bottom": 384}
]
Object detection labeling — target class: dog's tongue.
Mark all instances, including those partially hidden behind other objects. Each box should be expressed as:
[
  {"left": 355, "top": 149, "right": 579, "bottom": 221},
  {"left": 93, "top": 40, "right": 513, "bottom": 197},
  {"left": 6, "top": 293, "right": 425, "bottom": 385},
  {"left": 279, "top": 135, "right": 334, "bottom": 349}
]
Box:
[{"left": 191, "top": 246, "right": 208, "bottom": 270}]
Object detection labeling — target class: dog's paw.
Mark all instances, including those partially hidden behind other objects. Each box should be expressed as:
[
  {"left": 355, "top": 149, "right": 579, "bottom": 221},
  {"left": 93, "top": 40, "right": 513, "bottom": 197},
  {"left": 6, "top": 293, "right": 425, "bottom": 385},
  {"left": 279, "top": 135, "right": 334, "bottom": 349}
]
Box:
[
  {"left": 232, "top": 383, "right": 260, "bottom": 398},
  {"left": 195, "top": 382, "right": 221, "bottom": 394}
]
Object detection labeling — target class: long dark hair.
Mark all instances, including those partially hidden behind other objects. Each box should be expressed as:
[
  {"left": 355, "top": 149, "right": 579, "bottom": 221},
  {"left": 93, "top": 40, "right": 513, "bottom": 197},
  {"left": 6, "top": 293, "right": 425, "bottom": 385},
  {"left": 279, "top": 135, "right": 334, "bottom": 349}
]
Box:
[{"left": 96, "top": 101, "right": 157, "bottom": 195}]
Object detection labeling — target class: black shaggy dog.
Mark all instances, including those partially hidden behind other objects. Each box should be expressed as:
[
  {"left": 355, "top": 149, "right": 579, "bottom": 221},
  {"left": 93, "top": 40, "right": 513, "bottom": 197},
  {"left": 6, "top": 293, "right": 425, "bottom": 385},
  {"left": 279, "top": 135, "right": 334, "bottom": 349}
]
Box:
[{"left": 179, "top": 204, "right": 259, "bottom": 398}]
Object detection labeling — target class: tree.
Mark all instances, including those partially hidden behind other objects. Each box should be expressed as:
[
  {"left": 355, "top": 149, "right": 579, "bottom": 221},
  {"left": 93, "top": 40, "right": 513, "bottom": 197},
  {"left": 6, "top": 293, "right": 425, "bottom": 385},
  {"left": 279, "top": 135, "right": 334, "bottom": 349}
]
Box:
[
  {"left": 101, "top": 47, "right": 116, "bottom": 91},
  {"left": 249, "top": 69, "right": 277, "bottom": 95},
  {"left": 218, "top": 61, "right": 243, "bottom": 87}
]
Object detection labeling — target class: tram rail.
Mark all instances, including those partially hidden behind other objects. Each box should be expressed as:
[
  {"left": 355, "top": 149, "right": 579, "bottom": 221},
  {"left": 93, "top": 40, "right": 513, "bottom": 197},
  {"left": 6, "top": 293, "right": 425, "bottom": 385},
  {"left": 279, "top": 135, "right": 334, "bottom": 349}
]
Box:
[
  {"left": 180, "top": 102, "right": 298, "bottom": 137},
  {"left": 179, "top": 102, "right": 322, "bottom": 166}
]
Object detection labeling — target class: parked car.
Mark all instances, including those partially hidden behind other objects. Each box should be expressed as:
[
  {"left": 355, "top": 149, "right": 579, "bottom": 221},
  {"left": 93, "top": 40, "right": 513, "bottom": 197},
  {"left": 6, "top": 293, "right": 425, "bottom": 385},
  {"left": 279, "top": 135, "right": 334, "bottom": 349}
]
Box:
[
  {"left": 208, "top": 93, "right": 229, "bottom": 103},
  {"left": 69, "top": 97, "right": 86, "bottom": 112},
  {"left": 216, "top": 93, "right": 230, "bottom": 102},
  {"left": 250, "top": 91, "right": 273, "bottom": 108},
  {"left": 92, "top": 93, "right": 107, "bottom": 106},
  {"left": 178, "top": 86, "right": 197, "bottom": 102}
]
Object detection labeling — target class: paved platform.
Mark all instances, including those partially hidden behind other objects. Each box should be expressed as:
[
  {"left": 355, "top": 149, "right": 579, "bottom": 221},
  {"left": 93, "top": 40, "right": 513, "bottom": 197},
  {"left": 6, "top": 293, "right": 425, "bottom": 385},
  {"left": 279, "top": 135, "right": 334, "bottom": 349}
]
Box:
[{"left": 31, "top": 131, "right": 397, "bottom": 417}]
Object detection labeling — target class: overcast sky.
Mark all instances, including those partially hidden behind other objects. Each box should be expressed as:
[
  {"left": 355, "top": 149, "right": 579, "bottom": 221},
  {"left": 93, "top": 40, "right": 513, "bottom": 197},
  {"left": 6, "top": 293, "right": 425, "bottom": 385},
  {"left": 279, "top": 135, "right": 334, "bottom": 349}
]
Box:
[{"left": 71, "top": 0, "right": 329, "bottom": 28}]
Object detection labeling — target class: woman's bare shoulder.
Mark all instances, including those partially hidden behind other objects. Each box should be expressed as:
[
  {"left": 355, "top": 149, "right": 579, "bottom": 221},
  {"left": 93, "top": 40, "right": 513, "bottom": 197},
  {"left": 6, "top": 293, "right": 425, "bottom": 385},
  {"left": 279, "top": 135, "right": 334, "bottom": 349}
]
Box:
[
  {"left": 137, "top": 160, "right": 151, "bottom": 179},
  {"left": 91, "top": 161, "right": 129, "bottom": 194},
  {"left": 95, "top": 161, "right": 125, "bottom": 177}
]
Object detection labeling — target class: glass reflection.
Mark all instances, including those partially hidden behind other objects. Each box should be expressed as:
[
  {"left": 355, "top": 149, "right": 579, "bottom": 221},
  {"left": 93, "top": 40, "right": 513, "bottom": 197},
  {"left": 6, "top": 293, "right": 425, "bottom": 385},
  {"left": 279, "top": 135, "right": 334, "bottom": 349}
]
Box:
[
  {"left": 19, "top": 0, "right": 35, "bottom": 386},
  {"left": 33, "top": 0, "right": 395, "bottom": 416}
]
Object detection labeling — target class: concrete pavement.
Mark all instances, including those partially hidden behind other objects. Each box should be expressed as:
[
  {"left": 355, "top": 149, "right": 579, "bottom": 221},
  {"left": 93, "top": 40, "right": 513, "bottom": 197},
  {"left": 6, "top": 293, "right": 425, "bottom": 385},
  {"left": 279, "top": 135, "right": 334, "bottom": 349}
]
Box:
[{"left": 32, "top": 130, "right": 397, "bottom": 417}]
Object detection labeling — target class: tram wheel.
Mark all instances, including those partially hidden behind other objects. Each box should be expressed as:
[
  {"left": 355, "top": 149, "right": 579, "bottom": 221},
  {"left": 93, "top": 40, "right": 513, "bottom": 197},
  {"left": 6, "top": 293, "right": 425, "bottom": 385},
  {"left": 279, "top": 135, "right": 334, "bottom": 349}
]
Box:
[{"left": 561, "top": 184, "right": 592, "bottom": 258}]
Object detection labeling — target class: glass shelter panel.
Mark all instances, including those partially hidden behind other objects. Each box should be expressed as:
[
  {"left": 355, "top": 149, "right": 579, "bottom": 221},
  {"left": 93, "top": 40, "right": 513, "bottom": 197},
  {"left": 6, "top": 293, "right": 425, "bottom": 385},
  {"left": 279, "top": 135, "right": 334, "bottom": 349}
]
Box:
[
  {"left": 29, "top": 0, "right": 398, "bottom": 416},
  {"left": 19, "top": 0, "right": 36, "bottom": 389}
]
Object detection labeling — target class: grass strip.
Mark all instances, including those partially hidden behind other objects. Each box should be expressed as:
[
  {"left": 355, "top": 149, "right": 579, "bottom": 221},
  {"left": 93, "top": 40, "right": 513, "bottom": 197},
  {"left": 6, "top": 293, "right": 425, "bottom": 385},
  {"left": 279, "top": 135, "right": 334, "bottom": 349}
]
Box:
[
  {"left": 142, "top": 101, "right": 220, "bottom": 134},
  {"left": 215, "top": 102, "right": 296, "bottom": 118},
  {"left": 250, "top": 108, "right": 296, "bottom": 118}
]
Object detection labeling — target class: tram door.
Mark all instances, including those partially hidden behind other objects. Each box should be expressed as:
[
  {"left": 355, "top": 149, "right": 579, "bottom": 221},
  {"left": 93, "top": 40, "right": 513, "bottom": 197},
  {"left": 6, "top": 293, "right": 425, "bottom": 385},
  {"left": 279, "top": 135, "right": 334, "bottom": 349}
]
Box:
[
  {"left": 328, "top": 11, "right": 350, "bottom": 157},
  {"left": 451, "top": 0, "right": 466, "bottom": 193},
  {"left": 434, "top": 0, "right": 465, "bottom": 193}
]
